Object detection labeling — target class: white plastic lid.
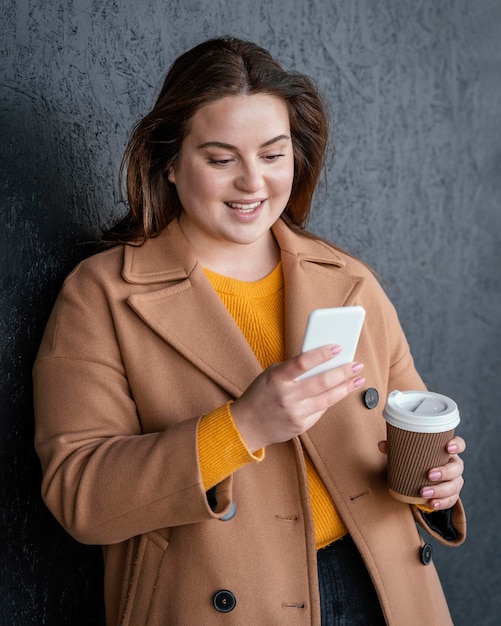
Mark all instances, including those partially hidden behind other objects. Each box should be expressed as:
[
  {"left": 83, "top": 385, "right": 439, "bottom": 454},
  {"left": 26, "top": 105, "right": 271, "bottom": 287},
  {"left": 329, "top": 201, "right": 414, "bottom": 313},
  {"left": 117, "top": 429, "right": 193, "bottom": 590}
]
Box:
[{"left": 383, "top": 390, "right": 460, "bottom": 433}]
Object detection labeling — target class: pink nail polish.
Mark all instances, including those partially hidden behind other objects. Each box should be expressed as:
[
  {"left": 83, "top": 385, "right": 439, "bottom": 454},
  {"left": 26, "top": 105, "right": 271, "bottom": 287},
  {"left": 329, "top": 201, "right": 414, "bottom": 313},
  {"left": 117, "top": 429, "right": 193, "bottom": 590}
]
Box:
[
  {"left": 330, "top": 345, "right": 343, "bottom": 356},
  {"left": 353, "top": 377, "right": 366, "bottom": 389},
  {"left": 421, "top": 488, "right": 434, "bottom": 498},
  {"left": 351, "top": 362, "right": 364, "bottom": 374},
  {"left": 428, "top": 471, "right": 441, "bottom": 481}
]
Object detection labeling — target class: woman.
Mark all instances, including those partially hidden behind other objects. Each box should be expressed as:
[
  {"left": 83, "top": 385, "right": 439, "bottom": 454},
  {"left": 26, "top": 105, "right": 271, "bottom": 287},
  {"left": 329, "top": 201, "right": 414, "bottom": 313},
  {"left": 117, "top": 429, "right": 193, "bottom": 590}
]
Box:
[{"left": 33, "top": 37, "right": 466, "bottom": 625}]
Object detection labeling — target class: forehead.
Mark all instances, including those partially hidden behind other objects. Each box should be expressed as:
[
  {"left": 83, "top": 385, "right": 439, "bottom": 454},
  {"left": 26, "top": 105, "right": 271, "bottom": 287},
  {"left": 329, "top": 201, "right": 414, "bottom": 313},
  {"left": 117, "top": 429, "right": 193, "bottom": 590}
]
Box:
[{"left": 186, "top": 94, "right": 291, "bottom": 141}]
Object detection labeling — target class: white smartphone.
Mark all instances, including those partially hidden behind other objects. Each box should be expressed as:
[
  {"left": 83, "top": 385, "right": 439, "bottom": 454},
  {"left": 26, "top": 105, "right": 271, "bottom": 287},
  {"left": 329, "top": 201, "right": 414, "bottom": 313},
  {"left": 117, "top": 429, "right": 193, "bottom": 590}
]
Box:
[{"left": 298, "top": 306, "right": 366, "bottom": 380}]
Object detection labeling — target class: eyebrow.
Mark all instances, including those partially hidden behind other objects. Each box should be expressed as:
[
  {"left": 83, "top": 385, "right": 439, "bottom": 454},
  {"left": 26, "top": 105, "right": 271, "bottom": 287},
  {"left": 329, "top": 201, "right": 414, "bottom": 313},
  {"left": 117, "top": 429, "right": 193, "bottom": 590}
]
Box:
[{"left": 197, "top": 134, "right": 290, "bottom": 150}]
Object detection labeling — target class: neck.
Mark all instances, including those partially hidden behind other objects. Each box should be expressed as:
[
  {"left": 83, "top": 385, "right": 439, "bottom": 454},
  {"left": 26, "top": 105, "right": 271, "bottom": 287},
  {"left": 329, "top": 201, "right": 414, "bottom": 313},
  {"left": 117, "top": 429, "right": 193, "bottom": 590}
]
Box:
[
  {"left": 204, "top": 240, "right": 280, "bottom": 281},
  {"left": 180, "top": 227, "right": 281, "bottom": 281}
]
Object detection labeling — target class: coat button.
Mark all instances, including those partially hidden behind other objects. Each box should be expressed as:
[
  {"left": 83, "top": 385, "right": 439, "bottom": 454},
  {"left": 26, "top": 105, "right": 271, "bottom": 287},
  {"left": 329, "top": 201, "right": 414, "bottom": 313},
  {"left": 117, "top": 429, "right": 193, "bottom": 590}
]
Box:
[
  {"left": 421, "top": 543, "right": 433, "bottom": 565},
  {"left": 220, "top": 500, "right": 237, "bottom": 521},
  {"left": 364, "top": 388, "right": 379, "bottom": 409},
  {"left": 213, "top": 590, "right": 236, "bottom": 612}
]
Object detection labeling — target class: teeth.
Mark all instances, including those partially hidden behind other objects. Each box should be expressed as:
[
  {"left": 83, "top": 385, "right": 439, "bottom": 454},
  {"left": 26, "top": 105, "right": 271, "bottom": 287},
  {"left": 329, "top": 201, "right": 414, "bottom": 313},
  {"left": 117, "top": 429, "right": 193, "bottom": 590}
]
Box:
[{"left": 227, "top": 201, "right": 262, "bottom": 211}]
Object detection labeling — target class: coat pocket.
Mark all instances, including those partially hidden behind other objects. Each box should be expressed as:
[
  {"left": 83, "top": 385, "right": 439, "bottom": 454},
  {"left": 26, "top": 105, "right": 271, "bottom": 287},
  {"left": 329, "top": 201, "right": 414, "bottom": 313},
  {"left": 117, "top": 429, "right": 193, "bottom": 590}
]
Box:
[{"left": 119, "top": 530, "right": 169, "bottom": 626}]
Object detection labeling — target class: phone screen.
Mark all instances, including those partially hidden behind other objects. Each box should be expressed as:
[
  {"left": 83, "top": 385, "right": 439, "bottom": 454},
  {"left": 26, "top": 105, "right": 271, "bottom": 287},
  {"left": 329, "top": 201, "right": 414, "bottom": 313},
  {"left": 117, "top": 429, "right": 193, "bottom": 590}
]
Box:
[{"left": 299, "top": 306, "right": 365, "bottom": 379}]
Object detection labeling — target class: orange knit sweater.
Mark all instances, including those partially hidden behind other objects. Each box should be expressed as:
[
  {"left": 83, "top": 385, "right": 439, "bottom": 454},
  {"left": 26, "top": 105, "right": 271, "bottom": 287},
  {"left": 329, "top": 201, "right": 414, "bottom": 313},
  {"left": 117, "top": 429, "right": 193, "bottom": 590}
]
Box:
[{"left": 198, "top": 263, "right": 348, "bottom": 548}]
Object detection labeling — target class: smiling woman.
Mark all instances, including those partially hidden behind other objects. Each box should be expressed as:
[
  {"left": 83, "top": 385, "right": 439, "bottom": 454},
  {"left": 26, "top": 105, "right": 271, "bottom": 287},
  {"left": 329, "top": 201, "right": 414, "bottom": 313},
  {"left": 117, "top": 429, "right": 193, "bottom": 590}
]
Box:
[
  {"left": 167, "top": 94, "right": 294, "bottom": 279},
  {"left": 106, "top": 37, "right": 329, "bottom": 244},
  {"left": 33, "top": 37, "right": 466, "bottom": 626}
]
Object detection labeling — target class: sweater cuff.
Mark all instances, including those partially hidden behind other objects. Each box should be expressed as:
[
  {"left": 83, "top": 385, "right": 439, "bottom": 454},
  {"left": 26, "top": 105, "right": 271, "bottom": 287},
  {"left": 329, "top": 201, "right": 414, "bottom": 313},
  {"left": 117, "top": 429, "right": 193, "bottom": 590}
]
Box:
[
  {"left": 416, "top": 503, "right": 436, "bottom": 514},
  {"left": 198, "top": 402, "right": 265, "bottom": 491}
]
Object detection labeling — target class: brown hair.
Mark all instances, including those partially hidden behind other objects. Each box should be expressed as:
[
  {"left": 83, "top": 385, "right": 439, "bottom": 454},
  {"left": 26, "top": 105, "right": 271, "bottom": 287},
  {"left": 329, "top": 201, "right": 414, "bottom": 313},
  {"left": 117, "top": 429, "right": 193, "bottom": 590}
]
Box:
[{"left": 104, "top": 36, "right": 329, "bottom": 243}]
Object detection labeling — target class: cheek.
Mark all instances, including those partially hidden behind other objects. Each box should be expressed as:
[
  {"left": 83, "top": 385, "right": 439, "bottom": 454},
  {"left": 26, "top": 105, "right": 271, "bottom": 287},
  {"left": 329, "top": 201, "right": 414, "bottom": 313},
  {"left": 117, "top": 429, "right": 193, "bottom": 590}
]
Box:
[
  {"left": 275, "top": 164, "right": 295, "bottom": 195},
  {"left": 178, "top": 170, "right": 227, "bottom": 208},
  {"left": 191, "top": 175, "right": 222, "bottom": 200}
]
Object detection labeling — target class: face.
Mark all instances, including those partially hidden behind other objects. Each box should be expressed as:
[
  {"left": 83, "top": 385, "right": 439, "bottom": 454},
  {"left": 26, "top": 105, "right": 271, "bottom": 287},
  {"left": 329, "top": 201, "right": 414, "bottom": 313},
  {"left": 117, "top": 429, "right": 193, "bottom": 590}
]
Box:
[{"left": 168, "top": 94, "right": 294, "bottom": 264}]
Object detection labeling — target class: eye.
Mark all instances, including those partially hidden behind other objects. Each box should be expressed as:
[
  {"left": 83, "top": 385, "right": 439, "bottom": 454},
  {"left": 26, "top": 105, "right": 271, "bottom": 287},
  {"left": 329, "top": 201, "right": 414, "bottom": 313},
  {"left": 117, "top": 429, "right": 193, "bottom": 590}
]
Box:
[
  {"left": 263, "top": 153, "right": 285, "bottom": 162},
  {"left": 208, "top": 157, "right": 236, "bottom": 166}
]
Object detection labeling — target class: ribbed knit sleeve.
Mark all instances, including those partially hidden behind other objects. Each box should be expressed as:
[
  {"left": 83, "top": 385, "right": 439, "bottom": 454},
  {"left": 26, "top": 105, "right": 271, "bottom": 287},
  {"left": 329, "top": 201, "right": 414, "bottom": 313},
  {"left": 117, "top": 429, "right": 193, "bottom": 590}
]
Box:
[{"left": 198, "top": 402, "right": 265, "bottom": 491}]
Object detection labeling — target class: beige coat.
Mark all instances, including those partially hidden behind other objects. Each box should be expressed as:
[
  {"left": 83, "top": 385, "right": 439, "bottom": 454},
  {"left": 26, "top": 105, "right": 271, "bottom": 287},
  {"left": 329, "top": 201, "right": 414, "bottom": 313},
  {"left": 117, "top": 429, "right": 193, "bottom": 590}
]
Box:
[{"left": 34, "top": 218, "right": 466, "bottom": 625}]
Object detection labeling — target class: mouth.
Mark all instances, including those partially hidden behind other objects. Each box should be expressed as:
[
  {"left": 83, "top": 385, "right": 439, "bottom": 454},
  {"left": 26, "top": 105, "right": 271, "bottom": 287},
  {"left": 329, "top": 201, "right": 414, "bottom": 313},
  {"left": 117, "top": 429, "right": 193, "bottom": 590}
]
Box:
[{"left": 226, "top": 200, "right": 263, "bottom": 213}]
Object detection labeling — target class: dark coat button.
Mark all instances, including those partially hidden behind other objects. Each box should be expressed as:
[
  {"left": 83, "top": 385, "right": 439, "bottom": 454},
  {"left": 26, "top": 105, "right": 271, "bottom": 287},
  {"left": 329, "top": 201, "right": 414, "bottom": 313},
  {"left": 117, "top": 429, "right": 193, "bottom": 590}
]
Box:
[
  {"left": 421, "top": 543, "right": 433, "bottom": 565},
  {"left": 364, "top": 388, "right": 379, "bottom": 409},
  {"left": 213, "top": 590, "right": 236, "bottom": 612},
  {"left": 220, "top": 500, "right": 237, "bottom": 521}
]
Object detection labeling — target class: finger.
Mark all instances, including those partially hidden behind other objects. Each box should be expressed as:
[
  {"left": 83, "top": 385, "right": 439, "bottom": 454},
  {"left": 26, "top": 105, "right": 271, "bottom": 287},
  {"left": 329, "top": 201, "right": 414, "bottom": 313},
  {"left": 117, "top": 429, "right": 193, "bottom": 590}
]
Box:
[
  {"left": 297, "top": 360, "right": 365, "bottom": 398},
  {"left": 422, "top": 473, "right": 464, "bottom": 498},
  {"left": 427, "top": 455, "right": 464, "bottom": 483},
  {"left": 304, "top": 367, "right": 366, "bottom": 413},
  {"left": 421, "top": 475, "right": 464, "bottom": 510},
  {"left": 291, "top": 344, "right": 344, "bottom": 380},
  {"left": 425, "top": 493, "right": 461, "bottom": 511},
  {"left": 378, "top": 440, "right": 388, "bottom": 455},
  {"left": 446, "top": 435, "right": 466, "bottom": 455}
]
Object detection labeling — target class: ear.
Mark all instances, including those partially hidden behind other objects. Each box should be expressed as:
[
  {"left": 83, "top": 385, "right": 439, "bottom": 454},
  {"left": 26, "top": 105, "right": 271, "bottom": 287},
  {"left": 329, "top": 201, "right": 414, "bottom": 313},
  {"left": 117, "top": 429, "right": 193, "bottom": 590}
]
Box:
[{"left": 167, "top": 166, "right": 176, "bottom": 184}]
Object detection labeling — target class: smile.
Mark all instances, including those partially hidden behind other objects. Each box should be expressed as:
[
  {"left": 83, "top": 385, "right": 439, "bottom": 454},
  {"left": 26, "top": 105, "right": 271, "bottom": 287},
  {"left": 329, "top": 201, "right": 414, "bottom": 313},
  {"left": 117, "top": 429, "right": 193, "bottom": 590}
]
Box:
[{"left": 226, "top": 201, "right": 263, "bottom": 212}]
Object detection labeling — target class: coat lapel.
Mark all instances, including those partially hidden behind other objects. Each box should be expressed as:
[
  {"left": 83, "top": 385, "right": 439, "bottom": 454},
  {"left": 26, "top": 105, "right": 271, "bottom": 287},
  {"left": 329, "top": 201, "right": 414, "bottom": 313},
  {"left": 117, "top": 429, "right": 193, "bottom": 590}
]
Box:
[
  {"left": 271, "top": 220, "right": 366, "bottom": 358},
  {"left": 124, "top": 221, "right": 262, "bottom": 398}
]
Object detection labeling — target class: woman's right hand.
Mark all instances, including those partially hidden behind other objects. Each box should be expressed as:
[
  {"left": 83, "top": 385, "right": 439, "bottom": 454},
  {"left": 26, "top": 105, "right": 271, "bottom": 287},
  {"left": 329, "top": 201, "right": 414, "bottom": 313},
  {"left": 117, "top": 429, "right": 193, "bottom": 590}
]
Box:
[{"left": 231, "top": 345, "right": 365, "bottom": 453}]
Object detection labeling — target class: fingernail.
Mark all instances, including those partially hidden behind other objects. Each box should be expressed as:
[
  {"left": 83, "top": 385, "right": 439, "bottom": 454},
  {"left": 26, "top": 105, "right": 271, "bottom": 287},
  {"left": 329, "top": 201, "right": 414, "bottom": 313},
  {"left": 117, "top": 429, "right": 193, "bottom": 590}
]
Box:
[
  {"left": 421, "top": 488, "right": 434, "bottom": 498},
  {"left": 428, "top": 470, "right": 441, "bottom": 481},
  {"left": 447, "top": 443, "right": 458, "bottom": 453},
  {"left": 330, "top": 345, "right": 343, "bottom": 356},
  {"left": 351, "top": 362, "right": 364, "bottom": 374},
  {"left": 353, "top": 377, "right": 366, "bottom": 389}
]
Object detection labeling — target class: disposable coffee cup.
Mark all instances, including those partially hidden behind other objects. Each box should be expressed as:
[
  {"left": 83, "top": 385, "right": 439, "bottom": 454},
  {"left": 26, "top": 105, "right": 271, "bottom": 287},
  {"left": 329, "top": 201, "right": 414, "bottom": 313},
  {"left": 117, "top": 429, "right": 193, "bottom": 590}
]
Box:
[{"left": 383, "top": 390, "right": 460, "bottom": 504}]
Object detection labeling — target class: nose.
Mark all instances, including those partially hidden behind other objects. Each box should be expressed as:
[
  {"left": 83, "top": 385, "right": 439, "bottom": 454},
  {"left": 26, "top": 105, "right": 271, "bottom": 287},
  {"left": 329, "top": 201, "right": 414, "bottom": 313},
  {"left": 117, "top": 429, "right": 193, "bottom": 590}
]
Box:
[{"left": 235, "top": 160, "right": 264, "bottom": 192}]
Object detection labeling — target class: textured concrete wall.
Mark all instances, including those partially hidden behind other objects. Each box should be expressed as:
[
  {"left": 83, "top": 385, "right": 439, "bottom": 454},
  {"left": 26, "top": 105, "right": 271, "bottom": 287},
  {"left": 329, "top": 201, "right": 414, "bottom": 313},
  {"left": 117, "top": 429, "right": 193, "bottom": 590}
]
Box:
[{"left": 1, "top": 1, "right": 500, "bottom": 624}]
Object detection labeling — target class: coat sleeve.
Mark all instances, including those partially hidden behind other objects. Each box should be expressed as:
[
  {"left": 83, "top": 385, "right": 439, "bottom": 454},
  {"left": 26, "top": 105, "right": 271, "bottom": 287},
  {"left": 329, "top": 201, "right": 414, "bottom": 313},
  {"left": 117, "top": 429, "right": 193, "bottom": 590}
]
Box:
[
  {"left": 413, "top": 503, "right": 466, "bottom": 545},
  {"left": 33, "top": 259, "right": 233, "bottom": 546}
]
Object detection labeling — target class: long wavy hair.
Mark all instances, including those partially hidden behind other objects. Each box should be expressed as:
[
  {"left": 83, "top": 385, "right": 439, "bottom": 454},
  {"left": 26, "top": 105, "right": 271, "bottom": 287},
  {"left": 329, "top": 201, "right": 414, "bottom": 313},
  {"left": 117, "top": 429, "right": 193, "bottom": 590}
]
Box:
[{"left": 104, "top": 36, "right": 329, "bottom": 243}]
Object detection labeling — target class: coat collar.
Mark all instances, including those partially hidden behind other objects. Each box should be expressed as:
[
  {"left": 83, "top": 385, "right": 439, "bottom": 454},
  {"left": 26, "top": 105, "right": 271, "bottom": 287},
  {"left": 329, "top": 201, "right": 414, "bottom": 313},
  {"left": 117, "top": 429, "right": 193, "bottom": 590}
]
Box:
[
  {"left": 121, "top": 218, "right": 349, "bottom": 284},
  {"left": 124, "top": 219, "right": 365, "bottom": 396},
  {"left": 122, "top": 219, "right": 197, "bottom": 285}
]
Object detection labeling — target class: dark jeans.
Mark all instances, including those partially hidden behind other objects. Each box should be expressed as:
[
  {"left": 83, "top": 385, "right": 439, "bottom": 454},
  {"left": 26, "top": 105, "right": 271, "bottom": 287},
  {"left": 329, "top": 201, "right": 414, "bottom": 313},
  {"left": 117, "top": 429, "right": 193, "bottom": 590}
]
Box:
[{"left": 317, "top": 536, "right": 386, "bottom": 625}]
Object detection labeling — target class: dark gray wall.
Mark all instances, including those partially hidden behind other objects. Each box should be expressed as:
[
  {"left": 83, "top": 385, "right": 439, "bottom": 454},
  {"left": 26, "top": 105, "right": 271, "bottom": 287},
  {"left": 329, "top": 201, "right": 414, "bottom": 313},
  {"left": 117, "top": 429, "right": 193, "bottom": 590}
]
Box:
[{"left": 1, "top": 1, "right": 500, "bottom": 624}]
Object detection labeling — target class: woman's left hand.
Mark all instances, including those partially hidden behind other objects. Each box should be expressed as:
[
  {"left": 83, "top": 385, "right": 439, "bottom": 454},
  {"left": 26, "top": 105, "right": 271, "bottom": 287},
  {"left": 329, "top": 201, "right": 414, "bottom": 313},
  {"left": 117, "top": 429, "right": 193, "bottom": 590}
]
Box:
[{"left": 378, "top": 436, "right": 466, "bottom": 510}]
